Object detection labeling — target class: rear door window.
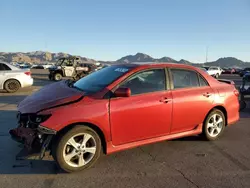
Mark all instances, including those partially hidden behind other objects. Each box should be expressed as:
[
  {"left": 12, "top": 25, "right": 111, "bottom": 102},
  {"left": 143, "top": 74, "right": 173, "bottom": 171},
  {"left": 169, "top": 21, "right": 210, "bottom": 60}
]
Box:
[
  {"left": 171, "top": 69, "right": 200, "bottom": 89},
  {"left": 0, "top": 63, "right": 11, "bottom": 71},
  {"left": 198, "top": 74, "right": 209, "bottom": 87}
]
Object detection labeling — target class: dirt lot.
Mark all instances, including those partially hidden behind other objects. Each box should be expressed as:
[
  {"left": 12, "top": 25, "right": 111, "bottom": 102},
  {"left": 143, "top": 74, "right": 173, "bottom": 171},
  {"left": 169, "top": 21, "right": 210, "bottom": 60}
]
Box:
[{"left": 0, "top": 72, "right": 250, "bottom": 188}]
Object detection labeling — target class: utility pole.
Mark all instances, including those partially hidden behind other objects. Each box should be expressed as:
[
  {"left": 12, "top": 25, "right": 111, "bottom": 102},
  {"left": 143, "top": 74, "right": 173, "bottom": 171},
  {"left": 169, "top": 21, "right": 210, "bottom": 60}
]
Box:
[{"left": 205, "top": 46, "right": 208, "bottom": 64}]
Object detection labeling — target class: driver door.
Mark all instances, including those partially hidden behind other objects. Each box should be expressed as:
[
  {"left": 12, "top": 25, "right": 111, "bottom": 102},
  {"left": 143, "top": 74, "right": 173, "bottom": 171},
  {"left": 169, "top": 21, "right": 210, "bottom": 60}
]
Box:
[
  {"left": 110, "top": 68, "right": 173, "bottom": 146},
  {"left": 63, "top": 67, "right": 74, "bottom": 76},
  {"left": 62, "top": 60, "right": 75, "bottom": 76}
]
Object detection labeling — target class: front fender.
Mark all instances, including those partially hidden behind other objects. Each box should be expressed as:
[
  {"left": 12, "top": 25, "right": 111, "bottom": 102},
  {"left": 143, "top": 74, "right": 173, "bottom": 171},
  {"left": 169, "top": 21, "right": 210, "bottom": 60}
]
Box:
[{"left": 39, "top": 98, "right": 111, "bottom": 141}]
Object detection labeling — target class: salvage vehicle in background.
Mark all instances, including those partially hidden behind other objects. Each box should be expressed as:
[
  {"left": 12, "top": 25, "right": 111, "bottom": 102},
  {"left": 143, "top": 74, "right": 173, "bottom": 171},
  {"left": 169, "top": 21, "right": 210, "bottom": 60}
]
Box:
[
  {"left": 239, "top": 73, "right": 250, "bottom": 110},
  {"left": 48, "top": 57, "right": 97, "bottom": 81},
  {"left": 222, "top": 68, "right": 235, "bottom": 74},
  {"left": 198, "top": 67, "right": 208, "bottom": 73},
  {"left": 239, "top": 68, "right": 250, "bottom": 77},
  {"left": 0, "top": 61, "right": 33, "bottom": 93},
  {"left": 206, "top": 66, "right": 223, "bottom": 78},
  {"left": 10, "top": 63, "right": 239, "bottom": 173}
]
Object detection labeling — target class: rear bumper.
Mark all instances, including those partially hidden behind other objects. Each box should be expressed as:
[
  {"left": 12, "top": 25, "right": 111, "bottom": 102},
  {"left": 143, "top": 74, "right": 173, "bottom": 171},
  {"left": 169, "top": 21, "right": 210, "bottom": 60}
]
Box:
[{"left": 22, "top": 77, "right": 34, "bottom": 88}]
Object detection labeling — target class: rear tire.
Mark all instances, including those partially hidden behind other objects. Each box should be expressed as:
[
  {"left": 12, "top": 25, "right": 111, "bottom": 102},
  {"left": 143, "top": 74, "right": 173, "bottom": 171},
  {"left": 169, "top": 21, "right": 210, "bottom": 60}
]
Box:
[
  {"left": 4, "top": 79, "right": 21, "bottom": 93},
  {"left": 202, "top": 109, "right": 225, "bottom": 141},
  {"left": 54, "top": 73, "right": 62, "bottom": 81},
  {"left": 240, "top": 100, "right": 247, "bottom": 111},
  {"left": 52, "top": 126, "right": 102, "bottom": 173}
]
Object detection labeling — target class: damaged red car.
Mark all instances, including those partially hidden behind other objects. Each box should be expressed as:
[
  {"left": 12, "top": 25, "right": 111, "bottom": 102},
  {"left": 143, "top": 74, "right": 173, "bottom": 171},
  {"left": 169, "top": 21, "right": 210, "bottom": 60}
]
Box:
[{"left": 10, "top": 63, "right": 240, "bottom": 173}]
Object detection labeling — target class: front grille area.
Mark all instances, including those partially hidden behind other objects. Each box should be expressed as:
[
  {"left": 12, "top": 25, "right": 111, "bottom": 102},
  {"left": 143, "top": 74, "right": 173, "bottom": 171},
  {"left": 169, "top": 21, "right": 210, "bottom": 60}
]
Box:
[{"left": 17, "top": 112, "right": 39, "bottom": 129}]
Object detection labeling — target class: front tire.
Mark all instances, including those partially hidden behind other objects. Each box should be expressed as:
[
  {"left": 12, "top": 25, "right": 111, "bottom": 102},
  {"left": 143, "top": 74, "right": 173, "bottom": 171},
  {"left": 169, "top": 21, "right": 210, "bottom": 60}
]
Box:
[
  {"left": 54, "top": 73, "right": 62, "bottom": 81},
  {"left": 215, "top": 73, "right": 219, "bottom": 79},
  {"left": 4, "top": 79, "right": 21, "bottom": 93},
  {"left": 202, "top": 109, "right": 225, "bottom": 141},
  {"left": 52, "top": 126, "right": 102, "bottom": 173}
]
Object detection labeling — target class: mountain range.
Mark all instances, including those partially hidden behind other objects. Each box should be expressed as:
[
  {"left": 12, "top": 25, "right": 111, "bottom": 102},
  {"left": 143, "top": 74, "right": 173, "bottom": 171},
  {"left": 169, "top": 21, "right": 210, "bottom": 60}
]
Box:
[
  {"left": 0, "top": 51, "right": 97, "bottom": 64},
  {"left": 0, "top": 51, "right": 249, "bottom": 68}
]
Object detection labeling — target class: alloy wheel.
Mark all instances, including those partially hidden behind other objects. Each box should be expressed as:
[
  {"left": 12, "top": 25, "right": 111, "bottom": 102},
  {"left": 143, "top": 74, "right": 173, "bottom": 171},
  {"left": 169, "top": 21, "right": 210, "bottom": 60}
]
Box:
[
  {"left": 63, "top": 133, "right": 97, "bottom": 168},
  {"left": 206, "top": 114, "right": 223, "bottom": 138}
]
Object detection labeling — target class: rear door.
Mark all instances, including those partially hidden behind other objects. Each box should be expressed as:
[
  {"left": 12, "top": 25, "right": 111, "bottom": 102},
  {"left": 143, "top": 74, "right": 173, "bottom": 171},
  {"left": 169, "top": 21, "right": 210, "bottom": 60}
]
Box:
[
  {"left": 169, "top": 68, "right": 214, "bottom": 134},
  {"left": 0, "top": 63, "right": 12, "bottom": 89}
]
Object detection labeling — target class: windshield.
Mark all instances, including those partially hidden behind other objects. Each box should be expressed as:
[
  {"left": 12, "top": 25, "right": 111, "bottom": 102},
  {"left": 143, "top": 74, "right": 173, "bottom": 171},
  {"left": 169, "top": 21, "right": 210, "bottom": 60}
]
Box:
[
  {"left": 56, "top": 58, "right": 64, "bottom": 66},
  {"left": 73, "top": 65, "right": 132, "bottom": 93}
]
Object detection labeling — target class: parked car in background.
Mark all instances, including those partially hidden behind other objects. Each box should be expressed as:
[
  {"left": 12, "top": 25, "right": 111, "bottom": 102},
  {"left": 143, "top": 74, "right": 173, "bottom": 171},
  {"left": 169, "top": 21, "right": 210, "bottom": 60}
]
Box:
[
  {"left": 206, "top": 66, "right": 223, "bottom": 78},
  {"left": 0, "top": 62, "right": 33, "bottom": 92},
  {"left": 10, "top": 62, "right": 239, "bottom": 173},
  {"left": 222, "top": 68, "right": 235, "bottom": 74},
  {"left": 233, "top": 68, "right": 242, "bottom": 75},
  {"left": 239, "top": 68, "right": 250, "bottom": 77},
  {"left": 19, "top": 63, "right": 32, "bottom": 69},
  {"left": 31, "top": 65, "right": 45, "bottom": 69},
  {"left": 198, "top": 67, "right": 208, "bottom": 73},
  {"left": 42, "top": 64, "right": 54, "bottom": 69}
]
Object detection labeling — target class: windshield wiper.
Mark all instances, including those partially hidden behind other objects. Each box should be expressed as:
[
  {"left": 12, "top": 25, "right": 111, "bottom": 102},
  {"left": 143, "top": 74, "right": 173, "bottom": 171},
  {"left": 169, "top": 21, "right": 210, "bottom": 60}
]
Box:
[{"left": 66, "top": 79, "right": 77, "bottom": 88}]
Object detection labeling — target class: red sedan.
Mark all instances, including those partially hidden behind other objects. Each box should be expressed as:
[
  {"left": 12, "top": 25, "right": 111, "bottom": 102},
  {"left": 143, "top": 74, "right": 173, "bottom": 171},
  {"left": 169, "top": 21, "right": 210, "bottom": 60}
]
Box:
[{"left": 10, "top": 63, "right": 240, "bottom": 172}]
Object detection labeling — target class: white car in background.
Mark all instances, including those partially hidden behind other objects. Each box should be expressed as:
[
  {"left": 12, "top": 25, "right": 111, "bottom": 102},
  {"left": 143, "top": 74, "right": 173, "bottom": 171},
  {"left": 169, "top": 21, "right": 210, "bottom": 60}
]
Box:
[
  {"left": 206, "top": 66, "right": 223, "bottom": 78},
  {"left": 0, "top": 62, "right": 33, "bottom": 93}
]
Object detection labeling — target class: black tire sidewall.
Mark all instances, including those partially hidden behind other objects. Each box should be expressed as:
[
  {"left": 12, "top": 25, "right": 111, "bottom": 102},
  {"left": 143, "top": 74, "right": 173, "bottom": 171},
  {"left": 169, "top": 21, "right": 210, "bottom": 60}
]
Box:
[
  {"left": 53, "top": 126, "right": 102, "bottom": 173},
  {"left": 4, "top": 80, "right": 20, "bottom": 93},
  {"left": 54, "top": 73, "right": 62, "bottom": 81},
  {"left": 203, "top": 110, "right": 225, "bottom": 141}
]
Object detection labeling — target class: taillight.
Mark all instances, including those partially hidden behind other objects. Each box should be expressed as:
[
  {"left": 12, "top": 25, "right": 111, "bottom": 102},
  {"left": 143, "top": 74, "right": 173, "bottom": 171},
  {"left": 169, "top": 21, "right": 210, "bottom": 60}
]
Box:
[
  {"left": 234, "top": 89, "right": 239, "bottom": 97},
  {"left": 24, "top": 71, "right": 31, "bottom": 76}
]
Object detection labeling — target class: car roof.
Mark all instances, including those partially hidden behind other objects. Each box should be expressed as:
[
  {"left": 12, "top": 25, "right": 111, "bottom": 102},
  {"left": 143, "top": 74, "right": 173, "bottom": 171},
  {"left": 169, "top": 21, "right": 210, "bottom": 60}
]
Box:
[{"left": 114, "top": 62, "right": 197, "bottom": 69}]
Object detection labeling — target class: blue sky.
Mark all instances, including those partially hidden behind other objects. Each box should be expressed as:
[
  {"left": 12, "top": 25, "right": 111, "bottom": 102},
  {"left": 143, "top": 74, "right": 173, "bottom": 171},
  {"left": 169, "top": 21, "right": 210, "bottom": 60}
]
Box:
[{"left": 0, "top": 0, "right": 250, "bottom": 62}]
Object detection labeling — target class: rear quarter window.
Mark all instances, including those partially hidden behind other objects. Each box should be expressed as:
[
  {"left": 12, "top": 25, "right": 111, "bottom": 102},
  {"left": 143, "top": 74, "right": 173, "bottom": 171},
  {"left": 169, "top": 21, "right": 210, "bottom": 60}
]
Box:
[{"left": 198, "top": 74, "right": 209, "bottom": 87}]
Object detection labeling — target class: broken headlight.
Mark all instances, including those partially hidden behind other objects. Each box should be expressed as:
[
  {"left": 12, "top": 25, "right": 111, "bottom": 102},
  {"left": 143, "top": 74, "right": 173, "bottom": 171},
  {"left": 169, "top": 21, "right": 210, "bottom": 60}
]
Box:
[{"left": 29, "top": 114, "right": 52, "bottom": 123}]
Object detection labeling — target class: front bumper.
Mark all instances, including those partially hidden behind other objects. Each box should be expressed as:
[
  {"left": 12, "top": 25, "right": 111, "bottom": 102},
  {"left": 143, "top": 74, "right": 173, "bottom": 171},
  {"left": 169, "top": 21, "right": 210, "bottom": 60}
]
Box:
[{"left": 9, "top": 123, "right": 56, "bottom": 159}]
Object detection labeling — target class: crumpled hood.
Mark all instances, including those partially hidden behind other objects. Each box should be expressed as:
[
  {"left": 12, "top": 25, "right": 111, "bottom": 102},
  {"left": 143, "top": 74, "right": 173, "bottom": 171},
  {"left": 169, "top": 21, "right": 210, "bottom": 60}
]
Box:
[{"left": 18, "top": 81, "right": 84, "bottom": 114}]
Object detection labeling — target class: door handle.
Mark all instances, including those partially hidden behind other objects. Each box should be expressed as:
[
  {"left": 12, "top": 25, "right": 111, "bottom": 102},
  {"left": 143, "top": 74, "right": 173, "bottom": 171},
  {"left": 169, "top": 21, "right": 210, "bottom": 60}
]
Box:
[
  {"left": 159, "top": 97, "right": 172, "bottom": 103},
  {"left": 203, "top": 92, "right": 211, "bottom": 97}
]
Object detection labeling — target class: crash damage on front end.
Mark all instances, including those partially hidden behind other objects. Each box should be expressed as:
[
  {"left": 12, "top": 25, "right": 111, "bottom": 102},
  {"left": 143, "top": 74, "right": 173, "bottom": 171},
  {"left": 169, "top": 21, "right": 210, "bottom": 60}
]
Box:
[
  {"left": 9, "top": 80, "right": 84, "bottom": 160},
  {"left": 9, "top": 113, "right": 56, "bottom": 159}
]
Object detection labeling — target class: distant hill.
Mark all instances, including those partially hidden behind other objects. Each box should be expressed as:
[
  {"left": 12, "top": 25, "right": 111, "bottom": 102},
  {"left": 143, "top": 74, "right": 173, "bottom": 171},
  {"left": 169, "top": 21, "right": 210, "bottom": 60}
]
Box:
[
  {"left": 204, "top": 57, "right": 250, "bottom": 68},
  {"left": 116, "top": 53, "right": 156, "bottom": 63},
  {"left": 116, "top": 52, "right": 189, "bottom": 64},
  {"left": 0, "top": 51, "right": 98, "bottom": 64},
  {"left": 116, "top": 53, "right": 250, "bottom": 68},
  {"left": 0, "top": 51, "right": 249, "bottom": 68}
]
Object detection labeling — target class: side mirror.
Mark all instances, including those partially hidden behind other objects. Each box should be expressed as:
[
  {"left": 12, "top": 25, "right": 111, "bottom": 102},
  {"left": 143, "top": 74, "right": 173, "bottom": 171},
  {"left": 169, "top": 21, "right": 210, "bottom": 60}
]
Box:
[{"left": 114, "top": 87, "right": 131, "bottom": 98}]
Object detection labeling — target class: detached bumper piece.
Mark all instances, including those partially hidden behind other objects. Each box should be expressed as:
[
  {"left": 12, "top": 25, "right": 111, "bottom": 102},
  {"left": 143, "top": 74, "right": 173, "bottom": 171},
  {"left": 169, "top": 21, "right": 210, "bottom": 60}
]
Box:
[{"left": 9, "top": 125, "right": 56, "bottom": 160}]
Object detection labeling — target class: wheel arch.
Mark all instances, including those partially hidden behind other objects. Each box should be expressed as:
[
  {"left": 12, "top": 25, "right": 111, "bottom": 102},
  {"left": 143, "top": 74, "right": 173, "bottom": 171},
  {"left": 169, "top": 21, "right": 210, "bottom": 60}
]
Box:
[
  {"left": 53, "top": 122, "right": 107, "bottom": 154},
  {"left": 4, "top": 78, "right": 22, "bottom": 88},
  {"left": 204, "top": 105, "right": 228, "bottom": 126}
]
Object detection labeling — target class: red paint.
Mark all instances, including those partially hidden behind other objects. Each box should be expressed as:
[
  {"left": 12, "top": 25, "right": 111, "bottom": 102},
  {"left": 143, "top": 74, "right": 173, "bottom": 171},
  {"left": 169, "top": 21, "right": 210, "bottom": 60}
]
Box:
[
  {"left": 114, "top": 87, "right": 131, "bottom": 97},
  {"left": 18, "top": 63, "right": 240, "bottom": 154}
]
